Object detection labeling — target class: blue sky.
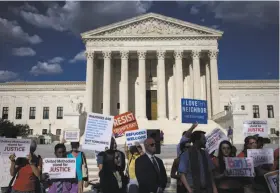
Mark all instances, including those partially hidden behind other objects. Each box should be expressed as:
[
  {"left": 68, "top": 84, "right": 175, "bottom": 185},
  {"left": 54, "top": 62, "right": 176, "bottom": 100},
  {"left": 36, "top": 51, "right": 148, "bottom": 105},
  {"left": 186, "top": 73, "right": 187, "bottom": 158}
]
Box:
[{"left": 0, "top": 1, "right": 279, "bottom": 82}]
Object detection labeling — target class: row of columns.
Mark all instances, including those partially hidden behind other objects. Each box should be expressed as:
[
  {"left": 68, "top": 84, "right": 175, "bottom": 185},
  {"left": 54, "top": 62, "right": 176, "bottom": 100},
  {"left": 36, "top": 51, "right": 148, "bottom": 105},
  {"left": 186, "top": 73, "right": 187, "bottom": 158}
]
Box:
[{"left": 85, "top": 50, "right": 220, "bottom": 120}]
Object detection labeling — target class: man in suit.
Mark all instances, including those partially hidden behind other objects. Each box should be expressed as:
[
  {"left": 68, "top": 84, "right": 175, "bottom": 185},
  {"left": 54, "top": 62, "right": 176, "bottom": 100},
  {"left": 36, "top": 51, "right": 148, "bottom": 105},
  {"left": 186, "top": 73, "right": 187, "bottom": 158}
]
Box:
[{"left": 135, "top": 138, "right": 167, "bottom": 193}]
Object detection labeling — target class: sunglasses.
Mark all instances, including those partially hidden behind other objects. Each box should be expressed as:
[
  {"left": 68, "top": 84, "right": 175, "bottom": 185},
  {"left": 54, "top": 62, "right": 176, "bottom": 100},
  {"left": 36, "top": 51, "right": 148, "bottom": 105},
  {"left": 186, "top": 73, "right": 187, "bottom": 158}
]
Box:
[{"left": 149, "top": 143, "right": 156, "bottom": 147}]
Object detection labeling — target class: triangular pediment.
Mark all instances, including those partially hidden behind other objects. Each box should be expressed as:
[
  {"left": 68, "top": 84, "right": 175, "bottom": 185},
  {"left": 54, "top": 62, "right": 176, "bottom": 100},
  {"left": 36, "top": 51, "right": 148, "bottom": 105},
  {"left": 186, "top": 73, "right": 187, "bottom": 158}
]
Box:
[{"left": 81, "top": 13, "right": 223, "bottom": 38}]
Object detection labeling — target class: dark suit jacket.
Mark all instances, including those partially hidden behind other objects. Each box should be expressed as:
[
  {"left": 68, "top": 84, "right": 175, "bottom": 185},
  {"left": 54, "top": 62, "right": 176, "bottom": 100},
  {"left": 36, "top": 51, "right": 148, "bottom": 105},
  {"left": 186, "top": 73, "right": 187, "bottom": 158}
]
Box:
[
  {"left": 99, "top": 169, "right": 126, "bottom": 193},
  {"left": 135, "top": 154, "right": 167, "bottom": 193}
]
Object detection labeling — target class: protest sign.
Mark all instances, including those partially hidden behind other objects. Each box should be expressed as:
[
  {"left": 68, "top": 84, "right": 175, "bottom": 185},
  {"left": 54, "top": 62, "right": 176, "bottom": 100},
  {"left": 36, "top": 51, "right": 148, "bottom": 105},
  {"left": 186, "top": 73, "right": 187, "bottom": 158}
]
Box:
[
  {"left": 0, "top": 138, "right": 31, "bottom": 158},
  {"left": 181, "top": 98, "right": 208, "bottom": 124},
  {"left": 82, "top": 113, "right": 114, "bottom": 152},
  {"left": 264, "top": 170, "right": 279, "bottom": 193},
  {"left": 113, "top": 112, "right": 139, "bottom": 138},
  {"left": 125, "top": 129, "right": 147, "bottom": 147},
  {"left": 43, "top": 158, "right": 76, "bottom": 179},
  {"left": 64, "top": 130, "right": 80, "bottom": 142},
  {"left": 225, "top": 157, "right": 254, "bottom": 177},
  {"left": 243, "top": 120, "right": 268, "bottom": 137},
  {"left": 247, "top": 148, "right": 274, "bottom": 167},
  {"left": 205, "top": 128, "right": 228, "bottom": 153},
  {"left": 0, "top": 157, "right": 11, "bottom": 187}
]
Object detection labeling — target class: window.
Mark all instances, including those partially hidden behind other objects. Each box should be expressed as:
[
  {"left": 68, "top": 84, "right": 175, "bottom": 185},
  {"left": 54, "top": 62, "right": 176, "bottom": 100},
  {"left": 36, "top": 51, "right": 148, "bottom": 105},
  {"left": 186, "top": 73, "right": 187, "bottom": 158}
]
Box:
[
  {"left": 224, "top": 105, "right": 229, "bottom": 111},
  {"left": 15, "top": 107, "right": 22, "bottom": 119},
  {"left": 29, "top": 107, "right": 36, "bottom": 119},
  {"left": 241, "top": 105, "right": 245, "bottom": 110},
  {"left": 270, "top": 128, "right": 276, "bottom": 134},
  {"left": 267, "top": 105, "right": 274, "bottom": 118},
  {"left": 29, "top": 129, "right": 33, "bottom": 135},
  {"left": 253, "top": 105, "right": 260, "bottom": 118},
  {"left": 42, "top": 129, "right": 48, "bottom": 135},
  {"left": 43, "top": 107, "right": 49, "bottom": 119},
  {"left": 117, "top": 103, "right": 120, "bottom": 110},
  {"left": 57, "top": 107, "right": 63, "bottom": 119},
  {"left": 101, "top": 103, "right": 103, "bottom": 110},
  {"left": 2, "top": 107, "right": 8, "bottom": 119},
  {"left": 56, "top": 129, "right": 62, "bottom": 136}
]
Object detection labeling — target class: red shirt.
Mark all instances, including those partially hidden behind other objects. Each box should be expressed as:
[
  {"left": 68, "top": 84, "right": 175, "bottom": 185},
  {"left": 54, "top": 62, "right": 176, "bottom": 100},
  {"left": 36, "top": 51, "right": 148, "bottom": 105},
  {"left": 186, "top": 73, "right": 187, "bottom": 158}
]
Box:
[{"left": 13, "top": 164, "right": 37, "bottom": 191}]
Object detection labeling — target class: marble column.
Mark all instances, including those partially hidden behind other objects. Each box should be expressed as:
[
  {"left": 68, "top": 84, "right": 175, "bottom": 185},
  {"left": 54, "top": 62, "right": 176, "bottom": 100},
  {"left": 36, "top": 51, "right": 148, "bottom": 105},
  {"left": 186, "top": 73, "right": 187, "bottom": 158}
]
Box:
[
  {"left": 174, "top": 50, "right": 183, "bottom": 121},
  {"left": 137, "top": 51, "right": 147, "bottom": 119},
  {"left": 120, "top": 51, "right": 129, "bottom": 114},
  {"left": 189, "top": 63, "right": 194, "bottom": 99},
  {"left": 156, "top": 50, "right": 167, "bottom": 120},
  {"left": 102, "top": 51, "right": 111, "bottom": 115},
  {"left": 209, "top": 50, "right": 220, "bottom": 116},
  {"left": 192, "top": 50, "right": 201, "bottom": 99},
  {"left": 85, "top": 51, "right": 94, "bottom": 113},
  {"left": 205, "top": 63, "right": 212, "bottom": 119}
]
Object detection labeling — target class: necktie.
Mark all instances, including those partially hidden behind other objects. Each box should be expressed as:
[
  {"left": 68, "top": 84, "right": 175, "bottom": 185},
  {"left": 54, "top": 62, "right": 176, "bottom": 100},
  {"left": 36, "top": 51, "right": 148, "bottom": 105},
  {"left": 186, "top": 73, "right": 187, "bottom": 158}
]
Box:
[
  {"left": 56, "top": 181, "right": 63, "bottom": 193},
  {"left": 151, "top": 156, "right": 160, "bottom": 174}
]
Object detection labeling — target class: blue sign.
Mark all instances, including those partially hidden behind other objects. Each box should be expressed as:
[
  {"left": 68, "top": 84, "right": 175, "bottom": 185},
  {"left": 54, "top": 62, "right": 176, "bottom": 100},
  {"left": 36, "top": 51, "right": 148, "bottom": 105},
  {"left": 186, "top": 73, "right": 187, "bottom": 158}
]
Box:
[{"left": 181, "top": 98, "right": 208, "bottom": 124}]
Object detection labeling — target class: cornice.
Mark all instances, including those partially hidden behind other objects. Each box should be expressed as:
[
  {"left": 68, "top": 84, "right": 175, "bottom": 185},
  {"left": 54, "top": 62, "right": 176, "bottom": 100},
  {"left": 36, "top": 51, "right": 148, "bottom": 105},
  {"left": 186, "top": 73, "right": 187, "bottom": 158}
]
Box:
[{"left": 219, "top": 80, "right": 279, "bottom": 89}]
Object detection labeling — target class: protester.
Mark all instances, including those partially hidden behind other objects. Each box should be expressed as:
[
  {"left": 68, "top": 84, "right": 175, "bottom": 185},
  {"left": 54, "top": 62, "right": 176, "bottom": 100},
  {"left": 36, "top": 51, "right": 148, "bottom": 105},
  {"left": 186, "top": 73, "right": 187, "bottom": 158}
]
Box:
[
  {"left": 177, "top": 122, "right": 198, "bottom": 156},
  {"left": 213, "top": 140, "right": 243, "bottom": 193},
  {"left": 227, "top": 126, "right": 233, "bottom": 144},
  {"left": 160, "top": 130, "right": 164, "bottom": 145},
  {"left": 135, "top": 138, "right": 167, "bottom": 193},
  {"left": 67, "top": 142, "right": 88, "bottom": 193},
  {"left": 99, "top": 149, "right": 126, "bottom": 193},
  {"left": 237, "top": 136, "right": 257, "bottom": 157},
  {"left": 178, "top": 131, "right": 218, "bottom": 193},
  {"left": 271, "top": 148, "right": 279, "bottom": 170},
  {"left": 9, "top": 140, "right": 42, "bottom": 193},
  {"left": 42, "top": 143, "right": 77, "bottom": 193},
  {"left": 170, "top": 140, "right": 190, "bottom": 193},
  {"left": 126, "top": 144, "right": 142, "bottom": 193}
]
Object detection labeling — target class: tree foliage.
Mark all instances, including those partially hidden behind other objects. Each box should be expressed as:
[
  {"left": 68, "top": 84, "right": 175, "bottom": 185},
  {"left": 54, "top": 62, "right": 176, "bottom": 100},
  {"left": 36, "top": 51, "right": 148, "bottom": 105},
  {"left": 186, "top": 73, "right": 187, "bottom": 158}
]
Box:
[{"left": 0, "top": 119, "right": 30, "bottom": 138}]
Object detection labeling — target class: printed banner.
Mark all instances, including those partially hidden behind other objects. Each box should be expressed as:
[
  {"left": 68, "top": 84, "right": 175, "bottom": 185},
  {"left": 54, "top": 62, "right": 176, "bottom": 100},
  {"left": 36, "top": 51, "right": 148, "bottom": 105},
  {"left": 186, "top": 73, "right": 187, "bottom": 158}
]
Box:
[
  {"left": 0, "top": 138, "right": 31, "bottom": 158},
  {"left": 205, "top": 128, "right": 228, "bottom": 153},
  {"left": 181, "top": 98, "right": 208, "bottom": 124},
  {"left": 243, "top": 120, "right": 268, "bottom": 137},
  {"left": 247, "top": 148, "right": 274, "bottom": 167},
  {"left": 0, "top": 157, "right": 11, "bottom": 187},
  {"left": 82, "top": 113, "right": 114, "bottom": 152},
  {"left": 125, "top": 129, "right": 147, "bottom": 147},
  {"left": 225, "top": 157, "right": 254, "bottom": 177},
  {"left": 64, "top": 130, "right": 80, "bottom": 142},
  {"left": 264, "top": 170, "right": 279, "bottom": 193},
  {"left": 43, "top": 158, "right": 76, "bottom": 179},
  {"left": 113, "top": 112, "right": 139, "bottom": 138}
]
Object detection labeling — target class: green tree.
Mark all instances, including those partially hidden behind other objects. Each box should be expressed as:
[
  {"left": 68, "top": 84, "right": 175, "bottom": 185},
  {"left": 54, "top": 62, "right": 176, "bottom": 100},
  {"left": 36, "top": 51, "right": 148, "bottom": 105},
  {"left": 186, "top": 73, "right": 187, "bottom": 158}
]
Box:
[{"left": 0, "top": 119, "right": 30, "bottom": 138}]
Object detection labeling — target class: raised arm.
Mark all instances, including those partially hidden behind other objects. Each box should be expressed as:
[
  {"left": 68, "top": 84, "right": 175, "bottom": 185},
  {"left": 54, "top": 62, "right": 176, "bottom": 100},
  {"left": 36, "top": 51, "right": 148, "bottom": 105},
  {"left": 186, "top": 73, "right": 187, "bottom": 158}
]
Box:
[{"left": 184, "top": 122, "right": 198, "bottom": 138}]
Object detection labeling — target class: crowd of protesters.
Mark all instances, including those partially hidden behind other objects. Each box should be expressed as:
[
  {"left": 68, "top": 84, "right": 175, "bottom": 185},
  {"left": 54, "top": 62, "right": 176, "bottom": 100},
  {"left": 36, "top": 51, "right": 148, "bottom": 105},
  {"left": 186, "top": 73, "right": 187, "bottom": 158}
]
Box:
[{"left": 3, "top": 123, "right": 279, "bottom": 193}]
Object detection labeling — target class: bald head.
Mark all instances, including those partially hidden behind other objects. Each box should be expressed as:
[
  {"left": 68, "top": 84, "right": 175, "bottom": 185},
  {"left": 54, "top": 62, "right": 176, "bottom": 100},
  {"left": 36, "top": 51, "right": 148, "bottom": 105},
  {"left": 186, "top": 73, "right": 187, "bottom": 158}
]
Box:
[{"left": 144, "top": 138, "right": 156, "bottom": 155}]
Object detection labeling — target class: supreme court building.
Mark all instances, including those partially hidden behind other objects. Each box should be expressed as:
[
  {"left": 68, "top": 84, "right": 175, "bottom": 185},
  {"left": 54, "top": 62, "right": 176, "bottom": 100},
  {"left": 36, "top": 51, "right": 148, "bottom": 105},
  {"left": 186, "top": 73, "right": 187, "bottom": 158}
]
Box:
[{"left": 0, "top": 13, "right": 279, "bottom": 144}]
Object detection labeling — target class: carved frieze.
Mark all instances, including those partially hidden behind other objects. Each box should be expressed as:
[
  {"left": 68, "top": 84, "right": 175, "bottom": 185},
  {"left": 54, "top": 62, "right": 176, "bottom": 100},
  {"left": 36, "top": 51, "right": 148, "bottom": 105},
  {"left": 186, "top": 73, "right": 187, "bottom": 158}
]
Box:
[{"left": 95, "top": 18, "right": 209, "bottom": 36}]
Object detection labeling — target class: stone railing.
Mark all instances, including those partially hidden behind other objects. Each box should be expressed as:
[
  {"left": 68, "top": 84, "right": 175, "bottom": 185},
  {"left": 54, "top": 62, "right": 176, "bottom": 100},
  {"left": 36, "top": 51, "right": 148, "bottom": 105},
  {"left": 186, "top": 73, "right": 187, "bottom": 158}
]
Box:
[{"left": 212, "top": 110, "right": 231, "bottom": 121}]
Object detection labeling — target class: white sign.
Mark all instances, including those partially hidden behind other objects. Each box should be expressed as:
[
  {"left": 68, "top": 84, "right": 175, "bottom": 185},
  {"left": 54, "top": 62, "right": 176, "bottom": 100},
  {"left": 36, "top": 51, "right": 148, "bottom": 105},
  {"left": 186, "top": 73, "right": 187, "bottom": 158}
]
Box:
[
  {"left": 43, "top": 158, "right": 76, "bottom": 179},
  {"left": 264, "top": 170, "right": 279, "bottom": 193},
  {"left": 243, "top": 120, "right": 268, "bottom": 137},
  {"left": 82, "top": 113, "right": 114, "bottom": 152},
  {"left": 225, "top": 157, "right": 255, "bottom": 177},
  {"left": 64, "top": 130, "right": 80, "bottom": 142},
  {"left": 205, "top": 128, "right": 228, "bottom": 153},
  {"left": 125, "top": 129, "right": 147, "bottom": 147},
  {"left": 0, "top": 138, "right": 31, "bottom": 158},
  {"left": 247, "top": 148, "right": 274, "bottom": 167},
  {"left": 0, "top": 157, "right": 11, "bottom": 187}
]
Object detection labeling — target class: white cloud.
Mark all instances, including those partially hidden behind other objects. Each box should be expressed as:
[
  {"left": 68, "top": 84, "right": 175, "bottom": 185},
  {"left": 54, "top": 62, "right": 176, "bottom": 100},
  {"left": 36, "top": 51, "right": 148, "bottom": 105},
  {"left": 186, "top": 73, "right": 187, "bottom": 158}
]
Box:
[
  {"left": 30, "top": 61, "right": 63, "bottom": 76},
  {"left": 12, "top": 47, "right": 36, "bottom": 56},
  {"left": 190, "top": 6, "right": 199, "bottom": 15},
  {"left": 0, "top": 70, "right": 18, "bottom": 81},
  {"left": 70, "top": 50, "right": 86, "bottom": 63},
  {"left": 0, "top": 17, "right": 42, "bottom": 44},
  {"left": 14, "top": 1, "right": 153, "bottom": 35},
  {"left": 48, "top": 57, "right": 64, "bottom": 63},
  {"left": 196, "top": 1, "right": 278, "bottom": 27}
]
